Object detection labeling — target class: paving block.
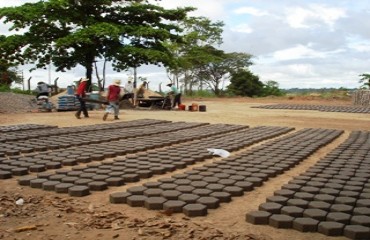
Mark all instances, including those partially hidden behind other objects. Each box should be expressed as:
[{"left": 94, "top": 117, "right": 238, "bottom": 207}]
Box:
[
  {"left": 144, "top": 188, "right": 163, "bottom": 197},
  {"left": 190, "top": 181, "right": 208, "bottom": 188},
  {"left": 287, "top": 199, "right": 309, "bottom": 208},
  {"left": 326, "top": 212, "right": 351, "bottom": 224},
  {"left": 246, "top": 211, "right": 271, "bottom": 225},
  {"left": 234, "top": 181, "right": 254, "bottom": 191},
  {"left": 42, "top": 180, "right": 61, "bottom": 191},
  {"left": 353, "top": 207, "right": 370, "bottom": 216},
  {"left": 176, "top": 185, "right": 195, "bottom": 193},
  {"left": 179, "top": 194, "right": 200, "bottom": 204},
  {"left": 161, "top": 190, "right": 182, "bottom": 200},
  {"left": 196, "top": 196, "right": 220, "bottom": 209},
  {"left": 357, "top": 199, "right": 370, "bottom": 208},
  {"left": 292, "top": 217, "right": 319, "bottom": 232},
  {"left": 110, "top": 192, "right": 132, "bottom": 204},
  {"left": 281, "top": 206, "right": 304, "bottom": 217},
  {"left": 61, "top": 176, "right": 79, "bottom": 183},
  {"left": 343, "top": 225, "right": 370, "bottom": 240},
  {"left": 314, "top": 194, "right": 336, "bottom": 204},
  {"left": 335, "top": 197, "right": 357, "bottom": 206},
  {"left": 308, "top": 201, "right": 331, "bottom": 211},
  {"left": 244, "top": 177, "right": 263, "bottom": 187},
  {"left": 55, "top": 183, "right": 74, "bottom": 193},
  {"left": 223, "top": 186, "right": 244, "bottom": 196},
  {"left": 266, "top": 196, "right": 289, "bottom": 205},
  {"left": 159, "top": 183, "right": 178, "bottom": 191},
  {"left": 68, "top": 185, "right": 90, "bottom": 197},
  {"left": 269, "top": 214, "right": 294, "bottom": 228},
  {"left": 259, "top": 202, "right": 282, "bottom": 214},
  {"left": 30, "top": 178, "right": 48, "bottom": 188},
  {"left": 11, "top": 167, "right": 28, "bottom": 176},
  {"left": 330, "top": 204, "right": 353, "bottom": 214},
  {"left": 127, "top": 186, "right": 148, "bottom": 195},
  {"left": 183, "top": 203, "right": 207, "bottom": 217},
  {"left": 303, "top": 209, "right": 328, "bottom": 221},
  {"left": 74, "top": 178, "right": 93, "bottom": 186},
  {"left": 18, "top": 175, "right": 37, "bottom": 186},
  {"left": 163, "top": 200, "right": 187, "bottom": 213},
  {"left": 206, "top": 183, "right": 225, "bottom": 192},
  {"left": 210, "top": 192, "right": 232, "bottom": 203},
  {"left": 192, "top": 188, "right": 212, "bottom": 197},
  {"left": 29, "top": 165, "right": 46, "bottom": 173},
  {"left": 127, "top": 195, "right": 148, "bottom": 207},
  {"left": 144, "top": 197, "right": 167, "bottom": 210},
  {"left": 351, "top": 215, "right": 370, "bottom": 227},
  {"left": 122, "top": 173, "right": 140, "bottom": 182},
  {"left": 88, "top": 181, "right": 108, "bottom": 191},
  {"left": 274, "top": 189, "right": 295, "bottom": 198},
  {"left": 105, "top": 177, "right": 124, "bottom": 186},
  {"left": 318, "top": 221, "right": 345, "bottom": 236},
  {"left": 143, "top": 182, "right": 162, "bottom": 188}
]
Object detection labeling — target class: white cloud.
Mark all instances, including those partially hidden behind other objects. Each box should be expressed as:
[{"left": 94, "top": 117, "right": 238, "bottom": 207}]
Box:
[
  {"left": 273, "top": 45, "right": 326, "bottom": 61},
  {"left": 230, "top": 23, "right": 253, "bottom": 33},
  {"left": 234, "top": 7, "right": 268, "bottom": 16},
  {"left": 285, "top": 4, "right": 347, "bottom": 30}
]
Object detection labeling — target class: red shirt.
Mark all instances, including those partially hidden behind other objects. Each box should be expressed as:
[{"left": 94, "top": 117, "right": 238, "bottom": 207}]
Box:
[
  {"left": 107, "top": 85, "right": 121, "bottom": 102},
  {"left": 76, "top": 81, "right": 87, "bottom": 97}
]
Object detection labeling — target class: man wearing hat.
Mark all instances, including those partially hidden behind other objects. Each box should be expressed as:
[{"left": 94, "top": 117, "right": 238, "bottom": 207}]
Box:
[
  {"left": 75, "top": 77, "right": 89, "bottom": 119},
  {"left": 166, "top": 82, "right": 181, "bottom": 109},
  {"left": 103, "top": 79, "right": 122, "bottom": 120}
]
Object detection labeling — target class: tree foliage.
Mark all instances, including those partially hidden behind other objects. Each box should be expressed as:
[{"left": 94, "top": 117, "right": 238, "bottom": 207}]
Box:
[
  {"left": 164, "top": 16, "right": 224, "bottom": 94},
  {"left": 0, "top": 0, "right": 193, "bottom": 91},
  {"left": 359, "top": 73, "right": 370, "bottom": 88},
  {"left": 227, "top": 69, "right": 263, "bottom": 97}
]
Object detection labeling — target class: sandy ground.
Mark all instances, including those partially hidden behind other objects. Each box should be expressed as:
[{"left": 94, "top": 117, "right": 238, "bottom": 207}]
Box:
[{"left": 0, "top": 97, "right": 369, "bottom": 240}]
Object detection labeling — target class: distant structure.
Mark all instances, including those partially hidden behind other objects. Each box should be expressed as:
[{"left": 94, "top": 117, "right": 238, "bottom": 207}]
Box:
[{"left": 352, "top": 90, "right": 370, "bottom": 106}]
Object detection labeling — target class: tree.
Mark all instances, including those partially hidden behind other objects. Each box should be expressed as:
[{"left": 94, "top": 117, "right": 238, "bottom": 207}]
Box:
[
  {"left": 359, "top": 73, "right": 370, "bottom": 88},
  {"left": 261, "top": 80, "right": 285, "bottom": 96},
  {"left": 227, "top": 69, "right": 264, "bottom": 97},
  {"left": 164, "top": 16, "right": 224, "bottom": 94},
  {"left": 0, "top": 0, "right": 193, "bottom": 91},
  {"left": 197, "top": 51, "right": 253, "bottom": 96}
]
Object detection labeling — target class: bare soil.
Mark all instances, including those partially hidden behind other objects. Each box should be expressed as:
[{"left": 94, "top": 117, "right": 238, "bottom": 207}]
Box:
[{"left": 0, "top": 96, "right": 369, "bottom": 240}]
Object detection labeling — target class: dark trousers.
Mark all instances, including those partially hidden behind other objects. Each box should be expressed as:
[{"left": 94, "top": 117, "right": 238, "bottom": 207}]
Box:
[
  {"left": 172, "top": 93, "right": 181, "bottom": 107},
  {"left": 76, "top": 95, "right": 88, "bottom": 117}
]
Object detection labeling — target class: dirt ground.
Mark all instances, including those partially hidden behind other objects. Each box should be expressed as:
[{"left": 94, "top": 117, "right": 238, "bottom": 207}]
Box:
[{"left": 0, "top": 96, "right": 369, "bottom": 240}]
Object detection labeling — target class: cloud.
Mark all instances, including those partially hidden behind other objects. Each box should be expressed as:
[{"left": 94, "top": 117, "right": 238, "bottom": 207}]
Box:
[
  {"left": 285, "top": 4, "right": 347, "bottom": 30},
  {"left": 234, "top": 7, "right": 268, "bottom": 16}
]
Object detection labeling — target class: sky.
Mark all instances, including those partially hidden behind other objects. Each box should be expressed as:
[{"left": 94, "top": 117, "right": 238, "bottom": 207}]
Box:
[{"left": 1, "top": 0, "right": 370, "bottom": 90}]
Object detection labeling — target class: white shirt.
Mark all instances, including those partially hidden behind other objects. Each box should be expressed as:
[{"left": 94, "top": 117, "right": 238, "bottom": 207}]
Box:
[{"left": 124, "top": 82, "right": 133, "bottom": 93}]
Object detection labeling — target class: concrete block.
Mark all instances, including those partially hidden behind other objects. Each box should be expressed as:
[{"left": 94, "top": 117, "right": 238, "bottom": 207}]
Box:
[
  {"left": 318, "top": 221, "right": 344, "bottom": 236},
  {"left": 68, "top": 185, "right": 90, "bottom": 197},
  {"left": 269, "top": 214, "right": 294, "bottom": 228},
  {"left": 183, "top": 203, "right": 207, "bottom": 217},
  {"left": 292, "top": 217, "right": 319, "bottom": 232},
  {"left": 245, "top": 211, "right": 271, "bottom": 225},
  {"left": 110, "top": 192, "right": 132, "bottom": 204}
]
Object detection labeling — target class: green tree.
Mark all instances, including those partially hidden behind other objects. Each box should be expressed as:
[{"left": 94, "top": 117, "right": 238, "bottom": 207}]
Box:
[
  {"left": 198, "top": 51, "right": 253, "bottom": 96},
  {"left": 359, "top": 73, "right": 370, "bottom": 88},
  {"left": 0, "top": 0, "right": 193, "bottom": 91},
  {"left": 261, "top": 80, "right": 285, "bottom": 96},
  {"left": 164, "top": 16, "right": 224, "bottom": 95},
  {"left": 227, "top": 69, "right": 263, "bottom": 97}
]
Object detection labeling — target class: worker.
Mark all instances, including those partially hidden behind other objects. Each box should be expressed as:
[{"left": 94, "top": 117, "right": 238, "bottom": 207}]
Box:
[
  {"left": 74, "top": 78, "right": 89, "bottom": 119},
  {"left": 134, "top": 81, "right": 147, "bottom": 107},
  {"left": 103, "top": 79, "right": 122, "bottom": 121},
  {"left": 166, "top": 82, "right": 181, "bottom": 109},
  {"left": 35, "top": 81, "right": 50, "bottom": 99},
  {"left": 121, "top": 79, "right": 134, "bottom": 104}
]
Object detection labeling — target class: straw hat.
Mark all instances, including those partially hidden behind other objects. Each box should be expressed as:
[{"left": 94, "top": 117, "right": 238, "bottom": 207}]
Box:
[
  {"left": 81, "top": 78, "right": 88, "bottom": 82},
  {"left": 113, "top": 79, "right": 121, "bottom": 86}
]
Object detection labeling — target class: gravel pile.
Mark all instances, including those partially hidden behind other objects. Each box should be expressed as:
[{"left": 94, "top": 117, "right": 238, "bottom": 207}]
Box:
[{"left": 0, "top": 92, "right": 39, "bottom": 113}]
